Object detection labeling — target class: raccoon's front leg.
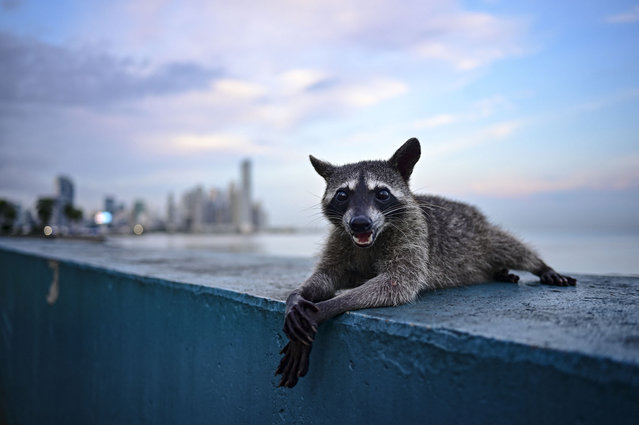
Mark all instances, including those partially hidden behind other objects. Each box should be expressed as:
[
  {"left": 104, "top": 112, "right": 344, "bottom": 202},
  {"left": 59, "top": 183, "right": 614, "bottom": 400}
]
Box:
[
  {"left": 276, "top": 270, "right": 338, "bottom": 387},
  {"left": 282, "top": 270, "right": 339, "bottom": 345},
  {"left": 282, "top": 292, "right": 319, "bottom": 344},
  {"left": 275, "top": 341, "right": 313, "bottom": 388},
  {"left": 277, "top": 294, "right": 320, "bottom": 387},
  {"left": 276, "top": 272, "right": 418, "bottom": 387},
  {"left": 314, "top": 272, "right": 420, "bottom": 323}
]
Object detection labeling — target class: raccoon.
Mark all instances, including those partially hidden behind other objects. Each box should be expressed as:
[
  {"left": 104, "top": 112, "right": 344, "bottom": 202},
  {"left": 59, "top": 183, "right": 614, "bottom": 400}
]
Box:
[{"left": 275, "top": 138, "right": 576, "bottom": 388}]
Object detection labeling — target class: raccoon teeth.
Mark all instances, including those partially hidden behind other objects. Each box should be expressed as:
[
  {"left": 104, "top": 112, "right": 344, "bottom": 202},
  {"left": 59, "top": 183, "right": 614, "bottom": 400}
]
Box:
[{"left": 353, "top": 231, "right": 373, "bottom": 246}]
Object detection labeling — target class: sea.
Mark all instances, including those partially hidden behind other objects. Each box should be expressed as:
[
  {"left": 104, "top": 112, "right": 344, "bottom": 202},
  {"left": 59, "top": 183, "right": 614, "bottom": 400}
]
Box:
[{"left": 105, "top": 230, "right": 639, "bottom": 277}]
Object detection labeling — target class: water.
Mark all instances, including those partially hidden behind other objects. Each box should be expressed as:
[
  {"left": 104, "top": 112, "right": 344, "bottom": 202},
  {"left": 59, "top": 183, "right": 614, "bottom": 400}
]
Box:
[
  {"left": 106, "top": 230, "right": 639, "bottom": 276},
  {"left": 519, "top": 232, "right": 639, "bottom": 276},
  {"left": 106, "top": 231, "right": 328, "bottom": 259}
]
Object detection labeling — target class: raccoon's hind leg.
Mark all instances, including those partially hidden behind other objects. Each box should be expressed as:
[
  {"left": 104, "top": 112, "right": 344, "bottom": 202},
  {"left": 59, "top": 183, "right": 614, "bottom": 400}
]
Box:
[
  {"left": 487, "top": 226, "right": 577, "bottom": 286},
  {"left": 539, "top": 268, "right": 577, "bottom": 286},
  {"left": 494, "top": 268, "right": 520, "bottom": 283}
]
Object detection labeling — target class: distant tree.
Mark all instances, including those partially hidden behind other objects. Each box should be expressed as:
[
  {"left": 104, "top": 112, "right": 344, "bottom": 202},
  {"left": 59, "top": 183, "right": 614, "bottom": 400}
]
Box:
[
  {"left": 0, "top": 199, "right": 17, "bottom": 234},
  {"left": 36, "top": 198, "right": 56, "bottom": 227},
  {"left": 63, "top": 204, "right": 83, "bottom": 222}
]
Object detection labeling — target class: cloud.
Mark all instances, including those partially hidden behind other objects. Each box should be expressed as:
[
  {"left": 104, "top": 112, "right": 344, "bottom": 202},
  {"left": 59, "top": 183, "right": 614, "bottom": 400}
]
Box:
[
  {"left": 471, "top": 95, "right": 513, "bottom": 118},
  {"left": 0, "top": 0, "right": 543, "bottom": 216},
  {"left": 421, "top": 119, "right": 523, "bottom": 158},
  {"left": 573, "top": 87, "right": 639, "bottom": 112},
  {"left": 0, "top": 32, "right": 220, "bottom": 107},
  {"left": 279, "top": 69, "right": 331, "bottom": 94},
  {"left": 409, "top": 10, "right": 526, "bottom": 71},
  {"left": 137, "top": 69, "right": 407, "bottom": 133},
  {"left": 247, "top": 74, "right": 408, "bottom": 129},
  {"left": 1, "top": 1, "right": 527, "bottom": 137},
  {"left": 414, "top": 41, "right": 516, "bottom": 71},
  {"left": 414, "top": 114, "right": 457, "bottom": 129},
  {"left": 335, "top": 77, "right": 408, "bottom": 108},
  {"left": 166, "top": 133, "right": 270, "bottom": 156},
  {"left": 413, "top": 95, "right": 512, "bottom": 129},
  {"left": 91, "top": 0, "right": 528, "bottom": 73},
  {"left": 605, "top": 5, "right": 639, "bottom": 24},
  {"left": 468, "top": 161, "right": 639, "bottom": 198}
]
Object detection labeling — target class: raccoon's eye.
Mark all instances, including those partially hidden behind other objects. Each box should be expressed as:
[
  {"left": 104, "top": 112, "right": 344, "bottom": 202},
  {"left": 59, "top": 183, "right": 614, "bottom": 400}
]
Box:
[
  {"left": 335, "top": 190, "right": 348, "bottom": 202},
  {"left": 376, "top": 189, "right": 390, "bottom": 201}
]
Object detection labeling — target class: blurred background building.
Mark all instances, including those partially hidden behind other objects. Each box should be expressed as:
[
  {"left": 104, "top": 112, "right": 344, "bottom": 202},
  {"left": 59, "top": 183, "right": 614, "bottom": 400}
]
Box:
[
  {"left": 0, "top": 159, "right": 265, "bottom": 236},
  {"left": 174, "top": 159, "right": 266, "bottom": 233}
]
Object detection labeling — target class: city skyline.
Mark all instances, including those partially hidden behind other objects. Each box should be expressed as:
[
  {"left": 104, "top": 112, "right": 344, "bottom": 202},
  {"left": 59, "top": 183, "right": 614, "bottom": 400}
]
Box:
[
  {"left": 1, "top": 158, "right": 267, "bottom": 235},
  {"left": 1, "top": 1, "right": 638, "bottom": 233}
]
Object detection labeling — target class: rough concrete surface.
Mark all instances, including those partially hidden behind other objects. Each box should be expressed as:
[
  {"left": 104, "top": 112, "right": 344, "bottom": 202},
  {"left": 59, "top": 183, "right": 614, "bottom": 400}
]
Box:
[{"left": 1, "top": 236, "right": 637, "bottom": 369}]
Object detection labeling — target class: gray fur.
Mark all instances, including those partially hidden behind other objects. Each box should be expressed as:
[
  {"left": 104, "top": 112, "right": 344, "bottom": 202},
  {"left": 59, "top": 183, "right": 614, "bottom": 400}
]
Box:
[{"left": 275, "top": 137, "right": 575, "bottom": 387}]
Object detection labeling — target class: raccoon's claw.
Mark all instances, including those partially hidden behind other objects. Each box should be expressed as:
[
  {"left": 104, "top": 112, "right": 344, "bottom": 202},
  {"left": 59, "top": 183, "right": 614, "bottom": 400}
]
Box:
[
  {"left": 275, "top": 341, "right": 312, "bottom": 388},
  {"left": 540, "top": 270, "right": 577, "bottom": 286},
  {"left": 283, "top": 293, "right": 319, "bottom": 344},
  {"left": 494, "top": 268, "right": 520, "bottom": 283}
]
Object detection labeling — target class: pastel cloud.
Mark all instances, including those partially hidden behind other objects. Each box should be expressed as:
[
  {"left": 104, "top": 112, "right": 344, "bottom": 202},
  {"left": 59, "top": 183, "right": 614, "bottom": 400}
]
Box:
[
  {"left": 413, "top": 95, "right": 512, "bottom": 130},
  {"left": 0, "top": 32, "right": 220, "bottom": 107},
  {"left": 467, "top": 154, "right": 639, "bottom": 197},
  {"left": 4, "top": 0, "right": 636, "bottom": 230},
  {"left": 167, "top": 133, "right": 270, "bottom": 155},
  {"left": 605, "top": 5, "right": 639, "bottom": 24},
  {"left": 414, "top": 114, "right": 457, "bottom": 129},
  {"left": 86, "top": 0, "right": 528, "bottom": 72},
  {"left": 136, "top": 70, "right": 407, "bottom": 132},
  {"left": 421, "top": 120, "right": 523, "bottom": 158},
  {"left": 1, "top": 0, "right": 529, "bottom": 142}
]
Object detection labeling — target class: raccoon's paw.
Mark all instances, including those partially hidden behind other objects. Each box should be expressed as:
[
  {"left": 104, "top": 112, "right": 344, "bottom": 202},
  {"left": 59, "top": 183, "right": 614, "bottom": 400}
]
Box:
[
  {"left": 494, "top": 268, "right": 520, "bottom": 283},
  {"left": 275, "top": 341, "right": 312, "bottom": 388},
  {"left": 283, "top": 293, "right": 319, "bottom": 345},
  {"left": 540, "top": 270, "right": 577, "bottom": 286}
]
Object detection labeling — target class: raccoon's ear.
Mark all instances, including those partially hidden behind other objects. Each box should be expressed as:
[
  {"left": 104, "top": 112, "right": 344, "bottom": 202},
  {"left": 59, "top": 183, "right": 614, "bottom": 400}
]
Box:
[
  {"left": 309, "top": 155, "right": 335, "bottom": 180},
  {"left": 389, "top": 138, "right": 421, "bottom": 182}
]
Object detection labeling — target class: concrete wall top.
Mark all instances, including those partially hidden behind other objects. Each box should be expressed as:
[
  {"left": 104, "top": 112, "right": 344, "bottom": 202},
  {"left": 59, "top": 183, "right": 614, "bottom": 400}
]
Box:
[{"left": 1, "top": 236, "right": 638, "bottom": 386}]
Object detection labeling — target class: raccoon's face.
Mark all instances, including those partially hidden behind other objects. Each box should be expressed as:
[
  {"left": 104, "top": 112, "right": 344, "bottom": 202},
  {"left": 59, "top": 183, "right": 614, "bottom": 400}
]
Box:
[
  {"left": 322, "top": 174, "right": 408, "bottom": 247},
  {"left": 310, "top": 138, "right": 421, "bottom": 248}
]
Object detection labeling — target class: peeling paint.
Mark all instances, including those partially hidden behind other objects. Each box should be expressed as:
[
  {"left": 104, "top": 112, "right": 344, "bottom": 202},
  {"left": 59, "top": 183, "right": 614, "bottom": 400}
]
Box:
[{"left": 46, "top": 260, "right": 59, "bottom": 305}]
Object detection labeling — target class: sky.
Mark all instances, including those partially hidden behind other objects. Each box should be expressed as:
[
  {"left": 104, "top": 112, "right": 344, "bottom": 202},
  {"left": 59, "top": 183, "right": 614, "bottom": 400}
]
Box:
[{"left": 1, "top": 0, "right": 638, "bottom": 233}]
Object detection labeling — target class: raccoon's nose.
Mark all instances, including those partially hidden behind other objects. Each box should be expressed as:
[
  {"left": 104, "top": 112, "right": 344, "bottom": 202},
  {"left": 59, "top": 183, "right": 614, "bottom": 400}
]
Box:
[{"left": 349, "top": 215, "right": 373, "bottom": 233}]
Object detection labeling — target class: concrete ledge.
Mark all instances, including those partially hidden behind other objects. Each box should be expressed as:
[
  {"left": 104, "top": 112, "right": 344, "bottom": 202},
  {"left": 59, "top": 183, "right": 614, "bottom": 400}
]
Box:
[{"left": 1, "top": 238, "right": 638, "bottom": 424}]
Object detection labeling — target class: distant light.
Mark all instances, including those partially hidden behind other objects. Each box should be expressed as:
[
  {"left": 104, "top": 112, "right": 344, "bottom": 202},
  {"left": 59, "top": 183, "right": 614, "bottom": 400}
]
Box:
[
  {"left": 133, "top": 224, "right": 144, "bottom": 235},
  {"left": 43, "top": 226, "right": 53, "bottom": 236},
  {"left": 94, "top": 211, "right": 113, "bottom": 225}
]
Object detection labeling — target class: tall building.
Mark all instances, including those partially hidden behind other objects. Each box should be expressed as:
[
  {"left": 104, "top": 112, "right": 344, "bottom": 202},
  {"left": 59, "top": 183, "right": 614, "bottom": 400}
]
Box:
[
  {"left": 229, "top": 181, "right": 240, "bottom": 230},
  {"left": 132, "top": 199, "right": 148, "bottom": 225},
  {"left": 181, "top": 186, "right": 205, "bottom": 233},
  {"left": 166, "top": 193, "right": 178, "bottom": 232},
  {"left": 104, "top": 196, "right": 116, "bottom": 215},
  {"left": 52, "top": 175, "right": 74, "bottom": 227},
  {"left": 238, "top": 159, "right": 254, "bottom": 234},
  {"left": 57, "top": 176, "right": 74, "bottom": 205},
  {"left": 173, "top": 159, "right": 266, "bottom": 233}
]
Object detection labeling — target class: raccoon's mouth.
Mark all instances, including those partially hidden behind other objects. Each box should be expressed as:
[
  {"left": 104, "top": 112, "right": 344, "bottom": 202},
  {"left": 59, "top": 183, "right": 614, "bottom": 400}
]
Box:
[{"left": 352, "top": 231, "right": 375, "bottom": 247}]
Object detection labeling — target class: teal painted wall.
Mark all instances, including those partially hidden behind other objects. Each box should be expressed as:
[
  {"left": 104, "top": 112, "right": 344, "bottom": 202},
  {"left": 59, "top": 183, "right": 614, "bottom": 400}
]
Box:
[{"left": 1, "top": 247, "right": 638, "bottom": 424}]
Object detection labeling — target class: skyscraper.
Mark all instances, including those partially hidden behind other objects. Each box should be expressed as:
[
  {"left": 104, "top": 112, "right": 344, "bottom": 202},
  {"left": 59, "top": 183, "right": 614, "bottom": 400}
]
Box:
[
  {"left": 238, "top": 159, "right": 253, "bottom": 234},
  {"left": 104, "top": 196, "right": 116, "bottom": 215},
  {"left": 166, "top": 193, "right": 177, "bottom": 232},
  {"left": 57, "top": 176, "right": 74, "bottom": 206},
  {"left": 181, "top": 186, "right": 205, "bottom": 233},
  {"left": 52, "top": 175, "right": 74, "bottom": 227}
]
